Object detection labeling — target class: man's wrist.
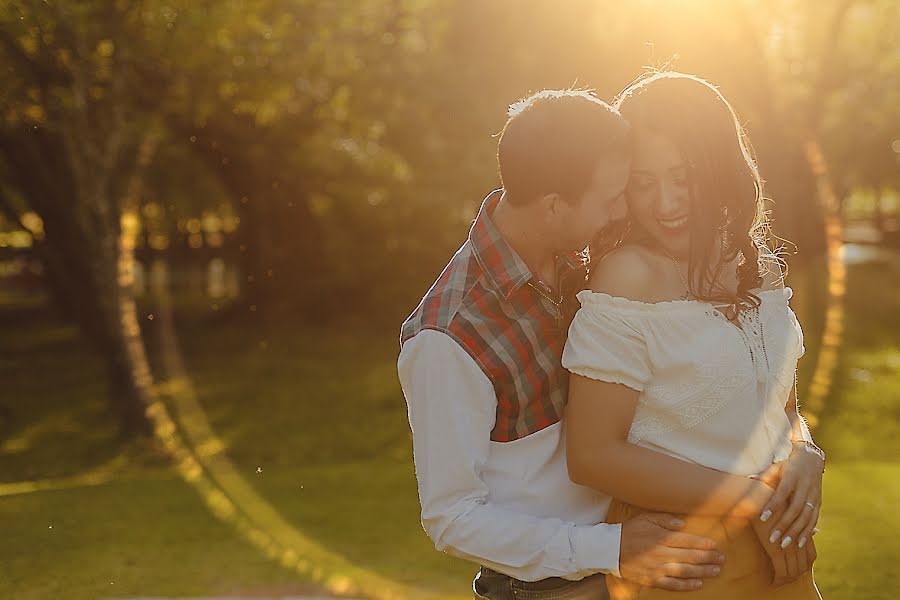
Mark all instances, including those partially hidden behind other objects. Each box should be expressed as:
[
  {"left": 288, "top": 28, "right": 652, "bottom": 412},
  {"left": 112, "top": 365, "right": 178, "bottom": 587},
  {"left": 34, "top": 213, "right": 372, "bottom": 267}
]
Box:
[{"left": 573, "top": 522, "right": 622, "bottom": 578}]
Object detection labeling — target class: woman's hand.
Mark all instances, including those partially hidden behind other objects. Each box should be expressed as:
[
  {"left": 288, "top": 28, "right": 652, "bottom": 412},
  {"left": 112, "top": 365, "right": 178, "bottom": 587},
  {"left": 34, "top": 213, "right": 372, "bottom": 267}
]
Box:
[
  {"left": 756, "top": 441, "right": 825, "bottom": 551},
  {"left": 751, "top": 512, "right": 818, "bottom": 586}
]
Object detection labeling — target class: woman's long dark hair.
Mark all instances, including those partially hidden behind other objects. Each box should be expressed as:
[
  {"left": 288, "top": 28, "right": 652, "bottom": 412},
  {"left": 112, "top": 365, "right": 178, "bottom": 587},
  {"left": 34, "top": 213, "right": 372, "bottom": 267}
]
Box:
[{"left": 606, "top": 71, "right": 774, "bottom": 308}]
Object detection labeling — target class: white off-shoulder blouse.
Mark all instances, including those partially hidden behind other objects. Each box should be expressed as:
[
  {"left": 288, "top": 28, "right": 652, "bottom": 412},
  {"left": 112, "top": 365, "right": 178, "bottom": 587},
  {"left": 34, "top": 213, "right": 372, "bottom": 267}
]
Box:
[{"left": 562, "top": 287, "right": 805, "bottom": 477}]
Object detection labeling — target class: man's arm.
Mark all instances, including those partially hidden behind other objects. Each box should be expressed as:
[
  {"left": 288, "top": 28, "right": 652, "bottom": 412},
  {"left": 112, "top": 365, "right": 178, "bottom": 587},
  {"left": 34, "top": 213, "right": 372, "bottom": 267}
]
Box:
[
  {"left": 398, "top": 330, "right": 621, "bottom": 580},
  {"left": 401, "top": 329, "right": 726, "bottom": 589}
]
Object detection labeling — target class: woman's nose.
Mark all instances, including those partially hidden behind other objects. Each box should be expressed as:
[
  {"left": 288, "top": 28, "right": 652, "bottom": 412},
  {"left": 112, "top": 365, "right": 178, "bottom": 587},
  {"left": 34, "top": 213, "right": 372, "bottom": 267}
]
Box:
[{"left": 656, "top": 181, "right": 686, "bottom": 216}]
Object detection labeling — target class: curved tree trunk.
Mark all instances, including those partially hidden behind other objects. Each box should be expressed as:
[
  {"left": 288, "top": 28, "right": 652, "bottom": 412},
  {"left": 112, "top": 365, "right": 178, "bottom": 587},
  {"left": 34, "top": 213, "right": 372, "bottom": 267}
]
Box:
[{"left": 0, "top": 123, "right": 159, "bottom": 437}]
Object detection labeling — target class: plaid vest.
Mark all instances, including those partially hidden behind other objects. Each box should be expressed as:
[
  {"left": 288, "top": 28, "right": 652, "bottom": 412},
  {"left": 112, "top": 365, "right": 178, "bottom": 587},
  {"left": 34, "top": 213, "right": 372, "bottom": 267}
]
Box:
[{"left": 400, "top": 190, "right": 587, "bottom": 442}]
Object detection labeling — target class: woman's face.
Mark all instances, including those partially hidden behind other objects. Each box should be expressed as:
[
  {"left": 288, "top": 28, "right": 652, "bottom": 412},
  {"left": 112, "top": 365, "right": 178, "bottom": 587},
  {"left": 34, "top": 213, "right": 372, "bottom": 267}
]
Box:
[{"left": 626, "top": 128, "right": 692, "bottom": 259}]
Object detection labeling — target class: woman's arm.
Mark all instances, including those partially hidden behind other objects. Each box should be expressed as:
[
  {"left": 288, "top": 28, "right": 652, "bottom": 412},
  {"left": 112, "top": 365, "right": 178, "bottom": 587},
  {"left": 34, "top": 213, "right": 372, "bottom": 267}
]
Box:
[
  {"left": 566, "top": 246, "right": 773, "bottom": 519},
  {"left": 752, "top": 250, "right": 824, "bottom": 544},
  {"left": 566, "top": 373, "right": 773, "bottom": 519},
  {"left": 755, "top": 382, "right": 824, "bottom": 550},
  {"left": 786, "top": 388, "right": 813, "bottom": 444}
]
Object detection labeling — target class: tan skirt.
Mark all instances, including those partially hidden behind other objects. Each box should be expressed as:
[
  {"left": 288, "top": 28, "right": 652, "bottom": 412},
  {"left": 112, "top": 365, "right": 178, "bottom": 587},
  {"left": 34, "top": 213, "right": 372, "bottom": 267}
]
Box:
[{"left": 605, "top": 499, "right": 822, "bottom": 599}]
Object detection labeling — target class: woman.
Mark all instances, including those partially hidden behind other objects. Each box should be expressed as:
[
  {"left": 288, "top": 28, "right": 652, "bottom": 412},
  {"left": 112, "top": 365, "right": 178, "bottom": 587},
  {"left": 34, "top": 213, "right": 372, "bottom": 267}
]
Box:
[{"left": 562, "top": 71, "right": 824, "bottom": 598}]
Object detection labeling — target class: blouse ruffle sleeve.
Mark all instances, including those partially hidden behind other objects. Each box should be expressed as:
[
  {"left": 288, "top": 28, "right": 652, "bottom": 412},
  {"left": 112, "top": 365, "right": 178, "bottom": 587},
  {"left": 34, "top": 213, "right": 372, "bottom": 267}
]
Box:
[{"left": 562, "top": 291, "right": 652, "bottom": 392}]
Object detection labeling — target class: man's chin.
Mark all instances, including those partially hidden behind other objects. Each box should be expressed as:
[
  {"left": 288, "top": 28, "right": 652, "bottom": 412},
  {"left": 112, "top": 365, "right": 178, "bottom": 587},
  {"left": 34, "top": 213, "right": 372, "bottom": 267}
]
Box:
[{"left": 592, "top": 221, "right": 628, "bottom": 244}]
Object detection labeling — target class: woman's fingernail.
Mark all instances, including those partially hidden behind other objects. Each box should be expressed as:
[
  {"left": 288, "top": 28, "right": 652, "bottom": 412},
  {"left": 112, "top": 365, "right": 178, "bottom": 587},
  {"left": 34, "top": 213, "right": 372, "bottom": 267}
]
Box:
[
  {"left": 671, "top": 518, "right": 685, "bottom": 527},
  {"left": 798, "top": 536, "right": 807, "bottom": 548},
  {"left": 781, "top": 536, "right": 793, "bottom": 548},
  {"left": 813, "top": 527, "right": 820, "bottom": 535},
  {"left": 760, "top": 510, "right": 772, "bottom": 522},
  {"left": 769, "top": 530, "right": 782, "bottom": 544}
]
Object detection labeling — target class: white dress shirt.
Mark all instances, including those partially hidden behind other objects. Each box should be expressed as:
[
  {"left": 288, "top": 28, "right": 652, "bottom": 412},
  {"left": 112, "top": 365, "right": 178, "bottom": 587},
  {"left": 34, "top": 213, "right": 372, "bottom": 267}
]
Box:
[{"left": 398, "top": 329, "right": 622, "bottom": 581}]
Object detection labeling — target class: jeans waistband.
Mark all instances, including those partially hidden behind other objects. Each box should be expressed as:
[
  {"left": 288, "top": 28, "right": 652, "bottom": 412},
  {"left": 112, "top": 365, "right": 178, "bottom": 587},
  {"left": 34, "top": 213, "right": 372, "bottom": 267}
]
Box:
[{"left": 480, "top": 567, "right": 578, "bottom": 591}]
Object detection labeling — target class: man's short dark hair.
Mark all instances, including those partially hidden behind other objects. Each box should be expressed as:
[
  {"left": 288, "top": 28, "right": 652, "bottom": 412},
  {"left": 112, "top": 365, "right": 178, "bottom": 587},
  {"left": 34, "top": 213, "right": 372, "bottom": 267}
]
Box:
[{"left": 498, "top": 89, "right": 630, "bottom": 205}]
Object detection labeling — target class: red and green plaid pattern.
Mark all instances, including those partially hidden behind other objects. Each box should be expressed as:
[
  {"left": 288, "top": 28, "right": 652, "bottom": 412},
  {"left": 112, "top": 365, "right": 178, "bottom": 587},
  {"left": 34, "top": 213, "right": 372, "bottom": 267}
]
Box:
[{"left": 400, "top": 190, "right": 587, "bottom": 442}]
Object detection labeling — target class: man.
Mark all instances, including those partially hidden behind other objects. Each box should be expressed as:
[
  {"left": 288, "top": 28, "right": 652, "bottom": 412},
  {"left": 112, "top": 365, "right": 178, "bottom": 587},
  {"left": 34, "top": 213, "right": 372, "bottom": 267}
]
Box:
[{"left": 397, "top": 90, "right": 726, "bottom": 599}]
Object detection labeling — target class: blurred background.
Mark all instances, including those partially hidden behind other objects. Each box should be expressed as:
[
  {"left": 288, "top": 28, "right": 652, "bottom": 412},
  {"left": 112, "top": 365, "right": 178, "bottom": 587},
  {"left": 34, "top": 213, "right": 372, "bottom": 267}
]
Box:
[{"left": 0, "top": 1, "right": 897, "bottom": 599}]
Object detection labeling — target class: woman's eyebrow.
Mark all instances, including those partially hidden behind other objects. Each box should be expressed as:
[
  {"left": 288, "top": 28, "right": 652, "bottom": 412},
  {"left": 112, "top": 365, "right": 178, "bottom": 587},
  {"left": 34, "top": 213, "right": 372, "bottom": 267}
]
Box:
[{"left": 630, "top": 163, "right": 687, "bottom": 175}]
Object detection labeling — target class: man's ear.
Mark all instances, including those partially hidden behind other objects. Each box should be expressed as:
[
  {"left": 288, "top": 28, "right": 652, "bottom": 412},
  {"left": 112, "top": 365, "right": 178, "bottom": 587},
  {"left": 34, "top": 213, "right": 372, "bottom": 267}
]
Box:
[{"left": 537, "top": 192, "right": 563, "bottom": 223}]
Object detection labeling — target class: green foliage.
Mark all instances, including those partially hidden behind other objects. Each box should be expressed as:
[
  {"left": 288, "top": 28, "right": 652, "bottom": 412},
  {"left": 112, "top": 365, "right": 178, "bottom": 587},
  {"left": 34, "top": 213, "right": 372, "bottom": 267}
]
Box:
[{"left": 2, "top": 1, "right": 896, "bottom": 317}]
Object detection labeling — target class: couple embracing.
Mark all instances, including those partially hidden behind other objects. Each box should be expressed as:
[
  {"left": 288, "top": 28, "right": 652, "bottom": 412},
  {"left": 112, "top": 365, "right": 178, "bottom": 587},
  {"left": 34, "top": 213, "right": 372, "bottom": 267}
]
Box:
[{"left": 398, "top": 71, "right": 825, "bottom": 599}]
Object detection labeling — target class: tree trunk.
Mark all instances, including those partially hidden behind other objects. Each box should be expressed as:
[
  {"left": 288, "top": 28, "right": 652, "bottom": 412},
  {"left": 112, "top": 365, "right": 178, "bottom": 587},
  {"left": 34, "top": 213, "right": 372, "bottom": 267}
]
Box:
[
  {"left": 758, "top": 138, "right": 827, "bottom": 257},
  {"left": 1, "top": 126, "right": 156, "bottom": 437}
]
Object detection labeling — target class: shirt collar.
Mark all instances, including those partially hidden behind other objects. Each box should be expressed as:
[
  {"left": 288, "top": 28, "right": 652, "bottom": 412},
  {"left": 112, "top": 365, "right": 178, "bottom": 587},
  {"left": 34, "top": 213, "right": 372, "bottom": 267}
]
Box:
[{"left": 469, "top": 190, "right": 587, "bottom": 300}]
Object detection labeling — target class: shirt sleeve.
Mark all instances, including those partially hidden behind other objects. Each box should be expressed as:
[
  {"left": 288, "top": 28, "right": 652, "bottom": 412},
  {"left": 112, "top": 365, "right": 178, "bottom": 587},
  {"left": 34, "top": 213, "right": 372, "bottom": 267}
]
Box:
[
  {"left": 562, "top": 300, "right": 652, "bottom": 391},
  {"left": 398, "top": 329, "right": 622, "bottom": 580}
]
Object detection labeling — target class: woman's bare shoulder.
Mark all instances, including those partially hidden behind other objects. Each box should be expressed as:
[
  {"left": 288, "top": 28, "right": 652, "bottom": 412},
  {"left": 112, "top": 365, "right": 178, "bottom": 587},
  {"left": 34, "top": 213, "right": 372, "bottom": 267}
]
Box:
[{"left": 588, "top": 245, "right": 662, "bottom": 302}]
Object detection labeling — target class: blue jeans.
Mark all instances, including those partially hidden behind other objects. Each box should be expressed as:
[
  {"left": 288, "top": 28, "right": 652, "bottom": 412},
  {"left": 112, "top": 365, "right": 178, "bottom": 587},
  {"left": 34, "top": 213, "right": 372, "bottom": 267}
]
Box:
[{"left": 473, "top": 567, "right": 609, "bottom": 600}]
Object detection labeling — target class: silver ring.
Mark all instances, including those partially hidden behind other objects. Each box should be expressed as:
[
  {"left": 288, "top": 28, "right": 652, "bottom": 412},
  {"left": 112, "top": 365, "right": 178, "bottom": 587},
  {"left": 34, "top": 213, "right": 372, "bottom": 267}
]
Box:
[{"left": 804, "top": 501, "right": 816, "bottom": 510}]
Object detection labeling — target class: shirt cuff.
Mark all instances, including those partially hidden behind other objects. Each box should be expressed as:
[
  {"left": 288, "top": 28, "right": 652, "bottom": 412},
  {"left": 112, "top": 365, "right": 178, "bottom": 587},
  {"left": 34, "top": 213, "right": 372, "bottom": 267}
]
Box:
[{"left": 573, "top": 522, "right": 622, "bottom": 578}]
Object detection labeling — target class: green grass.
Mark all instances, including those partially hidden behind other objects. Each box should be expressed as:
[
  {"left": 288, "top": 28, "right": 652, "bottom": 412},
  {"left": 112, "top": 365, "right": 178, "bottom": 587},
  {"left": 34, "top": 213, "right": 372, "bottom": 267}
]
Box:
[
  {"left": 0, "top": 473, "right": 299, "bottom": 599},
  {"left": 1, "top": 256, "right": 899, "bottom": 599},
  {"left": 812, "top": 462, "right": 900, "bottom": 600},
  {"left": 812, "top": 261, "right": 900, "bottom": 463}
]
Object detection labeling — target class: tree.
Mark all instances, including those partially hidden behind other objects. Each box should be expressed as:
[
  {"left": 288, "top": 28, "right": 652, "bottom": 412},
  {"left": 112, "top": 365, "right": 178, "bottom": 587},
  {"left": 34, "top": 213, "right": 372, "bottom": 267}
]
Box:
[
  {"left": 0, "top": 1, "right": 169, "bottom": 435},
  {"left": 0, "top": 0, "right": 441, "bottom": 432}
]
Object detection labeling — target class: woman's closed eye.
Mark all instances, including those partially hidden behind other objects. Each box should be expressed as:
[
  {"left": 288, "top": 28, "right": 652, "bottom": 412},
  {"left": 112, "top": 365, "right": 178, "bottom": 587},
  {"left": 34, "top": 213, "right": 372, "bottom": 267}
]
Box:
[{"left": 670, "top": 165, "right": 690, "bottom": 187}]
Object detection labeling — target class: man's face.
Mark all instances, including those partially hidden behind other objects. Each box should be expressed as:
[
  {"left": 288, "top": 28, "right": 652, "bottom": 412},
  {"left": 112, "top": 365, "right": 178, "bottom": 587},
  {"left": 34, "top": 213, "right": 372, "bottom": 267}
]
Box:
[{"left": 555, "top": 155, "right": 631, "bottom": 252}]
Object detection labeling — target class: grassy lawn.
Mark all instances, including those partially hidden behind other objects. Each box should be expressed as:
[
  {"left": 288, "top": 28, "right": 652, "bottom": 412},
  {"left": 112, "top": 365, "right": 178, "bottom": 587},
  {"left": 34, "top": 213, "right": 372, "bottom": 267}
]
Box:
[{"left": 1, "top": 255, "right": 899, "bottom": 599}]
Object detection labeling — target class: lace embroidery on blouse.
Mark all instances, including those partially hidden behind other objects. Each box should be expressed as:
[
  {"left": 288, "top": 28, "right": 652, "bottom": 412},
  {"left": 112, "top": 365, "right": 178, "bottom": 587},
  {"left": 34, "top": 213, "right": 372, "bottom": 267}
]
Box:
[{"left": 565, "top": 288, "right": 803, "bottom": 447}]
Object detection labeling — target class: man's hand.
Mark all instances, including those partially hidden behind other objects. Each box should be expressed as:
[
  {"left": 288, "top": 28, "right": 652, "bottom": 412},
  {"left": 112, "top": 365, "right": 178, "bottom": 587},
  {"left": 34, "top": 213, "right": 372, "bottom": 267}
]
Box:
[
  {"left": 619, "top": 512, "right": 725, "bottom": 592},
  {"left": 752, "top": 508, "right": 818, "bottom": 586},
  {"left": 756, "top": 442, "right": 825, "bottom": 551}
]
